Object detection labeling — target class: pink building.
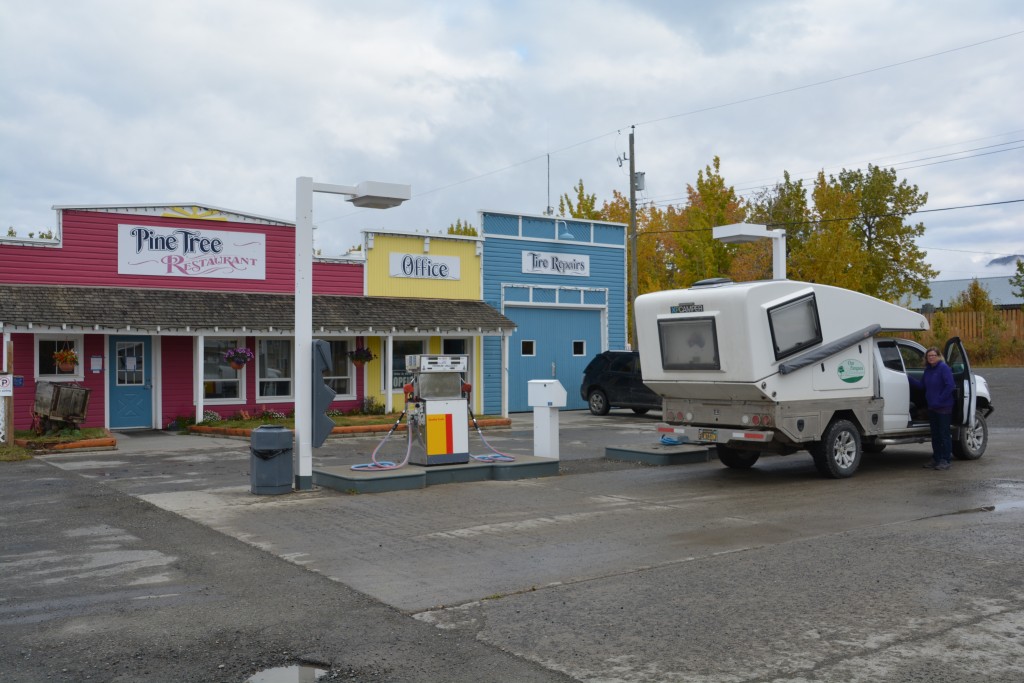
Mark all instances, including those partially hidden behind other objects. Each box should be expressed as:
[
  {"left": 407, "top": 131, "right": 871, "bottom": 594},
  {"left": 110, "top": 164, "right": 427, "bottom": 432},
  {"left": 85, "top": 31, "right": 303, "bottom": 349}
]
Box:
[{"left": 0, "top": 204, "right": 513, "bottom": 432}]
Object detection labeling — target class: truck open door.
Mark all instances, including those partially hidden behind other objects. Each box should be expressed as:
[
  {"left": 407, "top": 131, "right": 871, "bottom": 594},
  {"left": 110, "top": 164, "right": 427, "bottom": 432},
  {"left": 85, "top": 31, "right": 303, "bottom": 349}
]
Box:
[{"left": 943, "top": 336, "right": 975, "bottom": 427}]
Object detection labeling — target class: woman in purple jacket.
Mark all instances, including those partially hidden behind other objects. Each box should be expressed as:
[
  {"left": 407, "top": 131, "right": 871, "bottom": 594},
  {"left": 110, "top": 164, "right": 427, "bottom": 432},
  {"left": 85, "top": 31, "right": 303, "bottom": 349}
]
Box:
[{"left": 908, "top": 348, "right": 956, "bottom": 470}]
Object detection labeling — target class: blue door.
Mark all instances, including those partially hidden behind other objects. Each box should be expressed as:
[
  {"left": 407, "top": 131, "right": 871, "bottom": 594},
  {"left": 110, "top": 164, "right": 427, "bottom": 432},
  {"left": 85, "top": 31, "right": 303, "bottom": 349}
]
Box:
[
  {"left": 507, "top": 307, "right": 601, "bottom": 411},
  {"left": 108, "top": 336, "right": 153, "bottom": 429}
]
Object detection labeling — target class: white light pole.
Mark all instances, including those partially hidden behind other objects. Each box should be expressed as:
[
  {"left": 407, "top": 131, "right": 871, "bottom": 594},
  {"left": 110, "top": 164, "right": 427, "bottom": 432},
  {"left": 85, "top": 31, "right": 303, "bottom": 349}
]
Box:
[
  {"left": 712, "top": 223, "right": 787, "bottom": 280},
  {"left": 294, "top": 178, "right": 410, "bottom": 491}
]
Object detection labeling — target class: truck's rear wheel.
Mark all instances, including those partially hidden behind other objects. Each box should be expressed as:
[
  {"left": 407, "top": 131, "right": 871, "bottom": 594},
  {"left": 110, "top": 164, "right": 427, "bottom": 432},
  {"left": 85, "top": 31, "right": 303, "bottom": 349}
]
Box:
[
  {"left": 812, "top": 419, "right": 861, "bottom": 478},
  {"left": 716, "top": 444, "right": 760, "bottom": 469},
  {"left": 953, "top": 412, "right": 987, "bottom": 460}
]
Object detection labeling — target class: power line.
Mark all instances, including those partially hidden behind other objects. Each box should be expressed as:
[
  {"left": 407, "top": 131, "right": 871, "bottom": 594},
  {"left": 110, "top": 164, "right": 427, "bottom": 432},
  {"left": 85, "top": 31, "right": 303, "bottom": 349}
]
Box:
[
  {"left": 322, "top": 30, "right": 1024, "bottom": 225},
  {"left": 722, "top": 128, "right": 1024, "bottom": 192},
  {"left": 421, "top": 29, "right": 1024, "bottom": 199},
  {"left": 644, "top": 142, "right": 1024, "bottom": 208},
  {"left": 729, "top": 136, "right": 1024, "bottom": 197},
  {"left": 636, "top": 198, "right": 1024, "bottom": 235},
  {"left": 633, "top": 31, "right": 1024, "bottom": 129}
]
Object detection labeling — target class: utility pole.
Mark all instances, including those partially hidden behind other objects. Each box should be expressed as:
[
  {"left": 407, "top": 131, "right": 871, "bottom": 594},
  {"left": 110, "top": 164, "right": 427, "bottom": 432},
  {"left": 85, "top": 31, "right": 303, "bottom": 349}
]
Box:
[{"left": 628, "top": 126, "right": 638, "bottom": 351}]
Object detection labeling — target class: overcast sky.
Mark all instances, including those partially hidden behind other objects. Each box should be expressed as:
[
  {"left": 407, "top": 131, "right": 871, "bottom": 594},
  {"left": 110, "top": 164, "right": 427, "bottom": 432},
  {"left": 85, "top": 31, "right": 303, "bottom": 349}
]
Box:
[{"left": 2, "top": 1, "right": 1022, "bottom": 281}]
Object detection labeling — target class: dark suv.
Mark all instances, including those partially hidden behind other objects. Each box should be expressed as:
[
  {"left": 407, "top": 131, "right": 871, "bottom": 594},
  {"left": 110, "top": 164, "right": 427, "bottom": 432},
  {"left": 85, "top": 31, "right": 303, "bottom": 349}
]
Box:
[{"left": 580, "top": 350, "right": 661, "bottom": 416}]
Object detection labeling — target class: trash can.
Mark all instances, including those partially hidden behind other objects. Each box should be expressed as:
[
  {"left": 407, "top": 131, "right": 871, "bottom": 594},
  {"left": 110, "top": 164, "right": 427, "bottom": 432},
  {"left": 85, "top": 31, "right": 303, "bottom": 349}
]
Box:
[{"left": 250, "top": 425, "right": 294, "bottom": 495}]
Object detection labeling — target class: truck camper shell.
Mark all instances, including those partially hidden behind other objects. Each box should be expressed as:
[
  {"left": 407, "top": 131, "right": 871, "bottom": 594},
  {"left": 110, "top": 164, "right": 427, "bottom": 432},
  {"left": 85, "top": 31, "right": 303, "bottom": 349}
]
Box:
[{"left": 636, "top": 279, "right": 927, "bottom": 401}]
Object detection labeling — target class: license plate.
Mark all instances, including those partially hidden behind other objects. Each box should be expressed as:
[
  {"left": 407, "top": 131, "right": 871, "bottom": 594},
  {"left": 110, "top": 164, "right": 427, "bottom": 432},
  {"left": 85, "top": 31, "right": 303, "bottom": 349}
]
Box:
[{"left": 698, "top": 429, "right": 718, "bottom": 442}]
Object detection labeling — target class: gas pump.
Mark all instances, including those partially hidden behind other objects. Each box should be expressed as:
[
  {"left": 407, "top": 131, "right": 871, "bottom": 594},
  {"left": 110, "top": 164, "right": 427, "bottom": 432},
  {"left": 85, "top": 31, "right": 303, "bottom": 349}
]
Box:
[{"left": 404, "top": 354, "right": 470, "bottom": 466}]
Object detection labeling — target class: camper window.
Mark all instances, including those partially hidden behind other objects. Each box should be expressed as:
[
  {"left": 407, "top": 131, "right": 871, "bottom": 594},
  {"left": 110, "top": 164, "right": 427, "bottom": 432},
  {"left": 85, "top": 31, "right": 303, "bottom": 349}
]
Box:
[
  {"left": 768, "top": 294, "right": 822, "bottom": 361},
  {"left": 658, "top": 317, "right": 720, "bottom": 370}
]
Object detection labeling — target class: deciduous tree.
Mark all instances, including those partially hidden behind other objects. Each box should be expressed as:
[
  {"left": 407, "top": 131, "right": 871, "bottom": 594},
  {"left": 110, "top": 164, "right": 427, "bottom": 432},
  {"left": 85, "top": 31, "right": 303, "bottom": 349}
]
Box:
[
  {"left": 559, "top": 179, "right": 601, "bottom": 219},
  {"left": 785, "top": 171, "right": 871, "bottom": 290},
  {"left": 670, "top": 157, "right": 746, "bottom": 285},
  {"left": 1009, "top": 259, "right": 1024, "bottom": 299},
  {"left": 447, "top": 219, "right": 478, "bottom": 236},
  {"left": 949, "top": 279, "right": 1005, "bottom": 362},
  {"left": 739, "top": 172, "right": 809, "bottom": 281},
  {"left": 827, "top": 165, "right": 936, "bottom": 301}
]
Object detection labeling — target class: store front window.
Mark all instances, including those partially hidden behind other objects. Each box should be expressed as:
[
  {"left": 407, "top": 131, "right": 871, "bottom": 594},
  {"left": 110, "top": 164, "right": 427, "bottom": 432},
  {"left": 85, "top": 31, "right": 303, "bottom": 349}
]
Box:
[
  {"left": 37, "top": 336, "right": 84, "bottom": 380},
  {"left": 204, "top": 338, "right": 242, "bottom": 401},
  {"left": 258, "top": 339, "right": 292, "bottom": 398},
  {"left": 388, "top": 339, "right": 424, "bottom": 391},
  {"left": 321, "top": 339, "right": 354, "bottom": 398}
]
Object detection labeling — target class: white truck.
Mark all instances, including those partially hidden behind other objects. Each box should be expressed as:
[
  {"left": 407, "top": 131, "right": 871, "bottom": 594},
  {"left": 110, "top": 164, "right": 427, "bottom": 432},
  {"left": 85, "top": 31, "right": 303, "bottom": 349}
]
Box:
[{"left": 635, "top": 278, "right": 993, "bottom": 478}]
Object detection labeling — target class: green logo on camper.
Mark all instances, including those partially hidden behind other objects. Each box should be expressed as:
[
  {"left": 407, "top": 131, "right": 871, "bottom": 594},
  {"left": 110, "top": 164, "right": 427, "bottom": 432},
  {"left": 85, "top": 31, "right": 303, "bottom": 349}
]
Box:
[{"left": 837, "top": 359, "right": 866, "bottom": 383}]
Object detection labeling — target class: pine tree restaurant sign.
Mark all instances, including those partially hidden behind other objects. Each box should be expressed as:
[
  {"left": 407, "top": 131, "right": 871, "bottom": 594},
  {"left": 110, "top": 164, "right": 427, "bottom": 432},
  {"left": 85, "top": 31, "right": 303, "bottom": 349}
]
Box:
[
  {"left": 117, "top": 224, "right": 266, "bottom": 279},
  {"left": 522, "top": 251, "right": 590, "bottom": 277},
  {"left": 389, "top": 253, "right": 461, "bottom": 280}
]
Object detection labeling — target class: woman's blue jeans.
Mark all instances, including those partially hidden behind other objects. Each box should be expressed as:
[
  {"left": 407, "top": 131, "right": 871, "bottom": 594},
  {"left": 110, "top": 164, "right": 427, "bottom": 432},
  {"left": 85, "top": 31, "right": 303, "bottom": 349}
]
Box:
[{"left": 929, "top": 410, "right": 953, "bottom": 464}]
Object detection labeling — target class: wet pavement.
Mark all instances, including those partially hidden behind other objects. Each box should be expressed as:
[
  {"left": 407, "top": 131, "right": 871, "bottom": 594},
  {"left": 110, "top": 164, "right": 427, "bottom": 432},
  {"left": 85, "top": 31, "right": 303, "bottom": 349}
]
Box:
[{"left": 5, "top": 366, "right": 1024, "bottom": 682}]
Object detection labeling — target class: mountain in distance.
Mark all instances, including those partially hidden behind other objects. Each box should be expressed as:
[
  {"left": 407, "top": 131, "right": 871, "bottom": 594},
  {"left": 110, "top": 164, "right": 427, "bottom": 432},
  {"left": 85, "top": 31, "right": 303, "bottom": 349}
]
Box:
[{"left": 987, "top": 254, "right": 1024, "bottom": 267}]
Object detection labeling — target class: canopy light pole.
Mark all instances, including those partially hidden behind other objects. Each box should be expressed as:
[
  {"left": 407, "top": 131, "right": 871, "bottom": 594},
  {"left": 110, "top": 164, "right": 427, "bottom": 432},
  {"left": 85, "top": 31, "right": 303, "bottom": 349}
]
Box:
[
  {"left": 712, "top": 223, "right": 787, "bottom": 280},
  {"left": 294, "top": 177, "right": 410, "bottom": 491}
]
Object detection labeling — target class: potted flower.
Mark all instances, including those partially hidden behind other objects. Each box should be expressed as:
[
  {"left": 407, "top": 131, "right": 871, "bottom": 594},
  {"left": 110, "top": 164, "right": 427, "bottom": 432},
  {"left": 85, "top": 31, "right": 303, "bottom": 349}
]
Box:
[
  {"left": 53, "top": 348, "right": 79, "bottom": 372},
  {"left": 222, "top": 347, "right": 254, "bottom": 370},
  {"left": 347, "top": 347, "right": 376, "bottom": 366}
]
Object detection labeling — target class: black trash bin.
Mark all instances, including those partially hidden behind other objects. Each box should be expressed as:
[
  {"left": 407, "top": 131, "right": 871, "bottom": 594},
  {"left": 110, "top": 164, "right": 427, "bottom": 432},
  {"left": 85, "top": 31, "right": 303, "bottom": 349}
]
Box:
[{"left": 250, "top": 425, "right": 294, "bottom": 495}]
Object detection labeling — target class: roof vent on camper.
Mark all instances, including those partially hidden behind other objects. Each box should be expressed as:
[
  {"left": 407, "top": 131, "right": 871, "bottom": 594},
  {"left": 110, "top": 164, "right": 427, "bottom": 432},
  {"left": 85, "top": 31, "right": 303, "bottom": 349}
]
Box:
[{"left": 691, "top": 277, "right": 733, "bottom": 288}]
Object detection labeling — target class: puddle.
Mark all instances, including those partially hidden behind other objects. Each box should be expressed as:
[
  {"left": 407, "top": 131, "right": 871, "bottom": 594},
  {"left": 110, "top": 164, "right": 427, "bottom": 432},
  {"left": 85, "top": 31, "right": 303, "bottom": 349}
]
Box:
[
  {"left": 246, "top": 664, "right": 329, "bottom": 682},
  {"left": 952, "top": 500, "right": 1024, "bottom": 515}
]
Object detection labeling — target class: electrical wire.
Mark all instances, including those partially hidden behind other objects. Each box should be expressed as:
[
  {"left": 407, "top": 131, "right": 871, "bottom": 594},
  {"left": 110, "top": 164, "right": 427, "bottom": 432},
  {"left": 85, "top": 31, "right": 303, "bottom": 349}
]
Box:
[
  {"left": 633, "top": 198, "right": 1024, "bottom": 236},
  {"left": 318, "top": 31, "right": 1024, "bottom": 225}
]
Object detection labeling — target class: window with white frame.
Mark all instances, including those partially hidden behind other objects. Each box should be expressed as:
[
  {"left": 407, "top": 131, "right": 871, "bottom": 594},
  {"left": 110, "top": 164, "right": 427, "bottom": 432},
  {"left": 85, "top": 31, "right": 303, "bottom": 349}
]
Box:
[
  {"left": 37, "top": 335, "right": 84, "bottom": 379},
  {"left": 521, "top": 340, "right": 536, "bottom": 356},
  {"left": 443, "top": 338, "right": 470, "bottom": 382},
  {"left": 442, "top": 338, "right": 467, "bottom": 356},
  {"left": 388, "top": 339, "right": 424, "bottom": 391},
  {"left": 257, "top": 338, "right": 293, "bottom": 398},
  {"left": 572, "top": 340, "right": 586, "bottom": 356},
  {"left": 203, "top": 338, "right": 242, "bottom": 401},
  {"left": 321, "top": 339, "right": 354, "bottom": 397}
]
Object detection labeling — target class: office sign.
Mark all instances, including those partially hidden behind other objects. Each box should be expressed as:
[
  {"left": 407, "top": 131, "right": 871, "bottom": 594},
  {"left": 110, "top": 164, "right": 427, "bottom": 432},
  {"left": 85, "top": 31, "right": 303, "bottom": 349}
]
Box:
[{"left": 389, "top": 253, "right": 461, "bottom": 280}]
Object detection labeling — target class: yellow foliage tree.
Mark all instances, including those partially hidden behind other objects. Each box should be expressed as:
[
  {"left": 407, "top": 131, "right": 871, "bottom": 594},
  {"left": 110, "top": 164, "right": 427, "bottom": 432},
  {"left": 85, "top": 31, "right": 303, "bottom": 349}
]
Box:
[{"left": 787, "top": 171, "right": 870, "bottom": 290}]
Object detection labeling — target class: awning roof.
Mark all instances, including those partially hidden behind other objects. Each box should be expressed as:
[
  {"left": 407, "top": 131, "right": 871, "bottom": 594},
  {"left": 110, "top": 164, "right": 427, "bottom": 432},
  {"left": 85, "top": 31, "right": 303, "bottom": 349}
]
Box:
[{"left": 0, "top": 284, "right": 515, "bottom": 336}]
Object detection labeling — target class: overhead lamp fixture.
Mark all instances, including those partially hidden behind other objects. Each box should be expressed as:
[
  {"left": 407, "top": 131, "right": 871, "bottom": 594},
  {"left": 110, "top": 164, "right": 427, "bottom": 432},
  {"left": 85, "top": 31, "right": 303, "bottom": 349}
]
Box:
[
  {"left": 556, "top": 220, "right": 575, "bottom": 240},
  {"left": 712, "top": 223, "right": 787, "bottom": 280}
]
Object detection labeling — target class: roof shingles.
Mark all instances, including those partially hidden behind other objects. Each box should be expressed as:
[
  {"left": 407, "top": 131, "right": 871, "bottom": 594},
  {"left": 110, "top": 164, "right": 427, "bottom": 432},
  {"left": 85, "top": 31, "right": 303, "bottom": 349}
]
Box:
[{"left": 0, "top": 285, "right": 514, "bottom": 335}]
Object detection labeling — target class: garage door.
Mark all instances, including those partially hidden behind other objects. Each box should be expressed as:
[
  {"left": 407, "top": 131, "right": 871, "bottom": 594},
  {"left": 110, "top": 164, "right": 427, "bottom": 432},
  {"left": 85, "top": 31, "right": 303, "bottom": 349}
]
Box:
[{"left": 507, "top": 307, "right": 601, "bottom": 412}]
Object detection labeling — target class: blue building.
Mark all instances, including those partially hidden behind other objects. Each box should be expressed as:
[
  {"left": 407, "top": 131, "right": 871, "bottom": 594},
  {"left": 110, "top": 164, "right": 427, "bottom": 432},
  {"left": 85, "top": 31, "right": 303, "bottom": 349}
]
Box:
[{"left": 480, "top": 211, "right": 627, "bottom": 412}]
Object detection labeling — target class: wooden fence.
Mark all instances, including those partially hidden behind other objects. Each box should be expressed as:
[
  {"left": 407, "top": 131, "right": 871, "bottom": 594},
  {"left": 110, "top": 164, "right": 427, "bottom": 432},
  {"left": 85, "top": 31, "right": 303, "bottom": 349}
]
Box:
[
  {"left": 920, "top": 309, "right": 1024, "bottom": 340},
  {"left": 892, "top": 308, "right": 1024, "bottom": 364}
]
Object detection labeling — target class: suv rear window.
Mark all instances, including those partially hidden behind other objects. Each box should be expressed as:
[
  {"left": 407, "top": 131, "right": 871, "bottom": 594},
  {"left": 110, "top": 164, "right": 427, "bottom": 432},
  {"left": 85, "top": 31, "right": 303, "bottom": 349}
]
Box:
[{"left": 608, "top": 353, "right": 638, "bottom": 373}]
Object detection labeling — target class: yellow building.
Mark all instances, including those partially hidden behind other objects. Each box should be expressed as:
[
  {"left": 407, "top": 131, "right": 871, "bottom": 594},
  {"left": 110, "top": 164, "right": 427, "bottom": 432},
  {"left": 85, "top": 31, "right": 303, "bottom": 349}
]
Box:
[{"left": 360, "top": 231, "right": 497, "bottom": 414}]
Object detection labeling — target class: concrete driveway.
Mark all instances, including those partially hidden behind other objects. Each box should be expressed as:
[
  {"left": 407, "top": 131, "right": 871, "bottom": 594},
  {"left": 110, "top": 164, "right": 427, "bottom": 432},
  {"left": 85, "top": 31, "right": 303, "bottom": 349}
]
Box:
[{"left": 35, "top": 385, "right": 1024, "bottom": 683}]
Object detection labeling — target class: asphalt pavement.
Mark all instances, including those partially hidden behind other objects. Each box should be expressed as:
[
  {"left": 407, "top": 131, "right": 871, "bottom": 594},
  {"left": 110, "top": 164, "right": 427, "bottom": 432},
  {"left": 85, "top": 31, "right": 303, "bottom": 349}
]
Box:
[{"left": 2, "top": 368, "right": 1023, "bottom": 682}]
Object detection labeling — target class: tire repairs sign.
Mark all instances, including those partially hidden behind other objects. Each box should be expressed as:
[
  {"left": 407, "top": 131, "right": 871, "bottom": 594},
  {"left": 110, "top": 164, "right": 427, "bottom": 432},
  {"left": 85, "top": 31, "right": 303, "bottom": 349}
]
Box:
[
  {"left": 118, "top": 224, "right": 266, "bottom": 279},
  {"left": 837, "top": 359, "right": 866, "bottom": 383},
  {"left": 521, "top": 251, "right": 590, "bottom": 277},
  {"left": 389, "top": 253, "right": 461, "bottom": 280}
]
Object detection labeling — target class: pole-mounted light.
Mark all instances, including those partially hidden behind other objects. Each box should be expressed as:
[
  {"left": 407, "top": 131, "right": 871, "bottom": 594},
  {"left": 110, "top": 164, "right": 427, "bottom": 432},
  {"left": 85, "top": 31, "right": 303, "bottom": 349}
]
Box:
[{"left": 293, "top": 177, "right": 411, "bottom": 491}]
